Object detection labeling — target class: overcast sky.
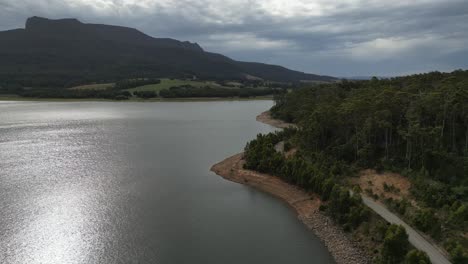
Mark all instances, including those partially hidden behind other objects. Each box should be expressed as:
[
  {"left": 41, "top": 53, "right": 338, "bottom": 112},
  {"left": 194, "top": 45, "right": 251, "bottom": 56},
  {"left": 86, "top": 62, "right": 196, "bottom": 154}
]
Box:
[{"left": 1, "top": 0, "right": 467, "bottom": 77}]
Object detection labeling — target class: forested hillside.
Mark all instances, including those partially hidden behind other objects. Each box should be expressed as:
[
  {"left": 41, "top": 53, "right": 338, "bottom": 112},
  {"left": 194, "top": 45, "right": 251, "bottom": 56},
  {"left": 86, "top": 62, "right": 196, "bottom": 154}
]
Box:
[
  {"left": 272, "top": 70, "right": 467, "bottom": 186},
  {"left": 245, "top": 70, "right": 468, "bottom": 263}
]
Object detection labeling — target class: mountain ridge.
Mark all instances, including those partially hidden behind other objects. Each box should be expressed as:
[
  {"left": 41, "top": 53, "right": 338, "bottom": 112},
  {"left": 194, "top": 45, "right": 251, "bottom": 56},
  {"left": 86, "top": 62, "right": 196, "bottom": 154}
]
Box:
[{"left": 0, "top": 17, "right": 336, "bottom": 87}]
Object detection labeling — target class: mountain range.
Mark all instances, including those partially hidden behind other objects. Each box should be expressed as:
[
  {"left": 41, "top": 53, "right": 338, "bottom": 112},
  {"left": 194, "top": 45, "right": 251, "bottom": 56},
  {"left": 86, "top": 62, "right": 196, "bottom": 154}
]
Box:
[{"left": 0, "top": 17, "right": 336, "bottom": 86}]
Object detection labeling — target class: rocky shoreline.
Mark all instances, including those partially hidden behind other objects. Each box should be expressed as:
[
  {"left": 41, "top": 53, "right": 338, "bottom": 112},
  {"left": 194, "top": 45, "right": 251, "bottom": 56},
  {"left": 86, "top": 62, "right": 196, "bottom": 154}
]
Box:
[{"left": 210, "top": 111, "right": 370, "bottom": 264}]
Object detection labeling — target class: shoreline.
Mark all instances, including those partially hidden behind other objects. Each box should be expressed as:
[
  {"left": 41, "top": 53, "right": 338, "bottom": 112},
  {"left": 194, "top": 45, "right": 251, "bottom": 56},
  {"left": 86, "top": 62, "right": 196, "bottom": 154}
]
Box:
[
  {"left": 210, "top": 111, "right": 370, "bottom": 264},
  {"left": 255, "top": 111, "right": 297, "bottom": 129},
  {"left": 0, "top": 96, "right": 273, "bottom": 103}
]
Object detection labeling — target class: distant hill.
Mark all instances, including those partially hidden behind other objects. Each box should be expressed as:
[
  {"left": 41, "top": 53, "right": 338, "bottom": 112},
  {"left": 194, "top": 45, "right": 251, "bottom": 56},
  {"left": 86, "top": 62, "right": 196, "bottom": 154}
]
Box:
[
  {"left": 341, "top": 76, "right": 393, "bottom": 80},
  {"left": 0, "top": 17, "right": 336, "bottom": 87}
]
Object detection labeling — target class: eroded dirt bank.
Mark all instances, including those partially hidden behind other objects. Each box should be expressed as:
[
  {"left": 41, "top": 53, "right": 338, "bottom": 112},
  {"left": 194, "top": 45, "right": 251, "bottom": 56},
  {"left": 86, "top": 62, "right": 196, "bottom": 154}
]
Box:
[
  {"left": 211, "top": 153, "right": 370, "bottom": 264},
  {"left": 256, "top": 111, "right": 296, "bottom": 129}
]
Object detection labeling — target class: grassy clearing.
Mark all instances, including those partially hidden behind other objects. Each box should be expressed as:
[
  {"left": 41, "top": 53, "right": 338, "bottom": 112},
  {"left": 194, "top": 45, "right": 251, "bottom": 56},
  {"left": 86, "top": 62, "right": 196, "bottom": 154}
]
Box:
[
  {"left": 68, "top": 79, "right": 230, "bottom": 93},
  {"left": 226, "top": 81, "right": 243, "bottom": 87},
  {"left": 126, "top": 78, "right": 223, "bottom": 92},
  {"left": 69, "top": 83, "right": 114, "bottom": 90}
]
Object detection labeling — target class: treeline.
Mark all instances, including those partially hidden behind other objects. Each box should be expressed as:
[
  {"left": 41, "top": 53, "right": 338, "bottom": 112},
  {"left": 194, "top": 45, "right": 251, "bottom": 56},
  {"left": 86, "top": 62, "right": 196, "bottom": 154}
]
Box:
[
  {"left": 0, "top": 74, "right": 113, "bottom": 89},
  {"left": 244, "top": 132, "right": 368, "bottom": 228},
  {"left": 271, "top": 71, "right": 468, "bottom": 185},
  {"left": 114, "top": 78, "right": 161, "bottom": 90},
  {"left": 14, "top": 87, "right": 131, "bottom": 100},
  {"left": 0, "top": 80, "right": 281, "bottom": 99},
  {"left": 243, "top": 132, "right": 431, "bottom": 263},
  {"left": 267, "top": 70, "right": 468, "bottom": 263},
  {"left": 159, "top": 85, "right": 276, "bottom": 98},
  {"left": 0, "top": 73, "right": 291, "bottom": 92},
  {"left": 132, "top": 91, "right": 158, "bottom": 99}
]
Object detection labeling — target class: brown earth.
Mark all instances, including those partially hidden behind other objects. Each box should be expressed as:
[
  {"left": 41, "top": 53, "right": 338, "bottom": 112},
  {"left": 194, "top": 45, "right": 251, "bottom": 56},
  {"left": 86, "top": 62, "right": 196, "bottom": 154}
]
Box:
[
  {"left": 256, "top": 111, "right": 296, "bottom": 129},
  {"left": 285, "top": 148, "right": 298, "bottom": 158},
  {"left": 352, "top": 169, "right": 412, "bottom": 201}
]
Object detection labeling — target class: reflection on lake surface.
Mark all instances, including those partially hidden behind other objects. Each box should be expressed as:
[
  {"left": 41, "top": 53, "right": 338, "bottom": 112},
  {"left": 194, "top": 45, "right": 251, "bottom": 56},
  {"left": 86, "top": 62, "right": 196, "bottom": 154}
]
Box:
[{"left": 0, "top": 101, "right": 334, "bottom": 264}]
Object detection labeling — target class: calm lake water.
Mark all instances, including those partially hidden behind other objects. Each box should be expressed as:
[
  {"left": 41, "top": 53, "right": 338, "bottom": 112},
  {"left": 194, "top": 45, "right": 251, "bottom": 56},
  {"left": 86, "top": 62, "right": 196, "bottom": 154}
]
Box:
[{"left": 0, "top": 101, "right": 334, "bottom": 264}]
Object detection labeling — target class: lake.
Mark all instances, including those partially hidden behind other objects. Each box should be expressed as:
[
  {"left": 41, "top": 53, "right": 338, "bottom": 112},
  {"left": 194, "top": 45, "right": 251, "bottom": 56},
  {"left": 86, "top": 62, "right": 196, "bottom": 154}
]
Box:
[{"left": 0, "top": 101, "right": 334, "bottom": 264}]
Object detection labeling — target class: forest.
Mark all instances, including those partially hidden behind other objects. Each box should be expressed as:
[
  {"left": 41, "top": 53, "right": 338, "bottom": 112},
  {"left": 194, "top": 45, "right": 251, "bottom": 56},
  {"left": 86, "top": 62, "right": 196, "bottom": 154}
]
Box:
[
  {"left": 159, "top": 85, "right": 276, "bottom": 98},
  {"left": 244, "top": 131, "right": 432, "bottom": 263},
  {"left": 244, "top": 70, "right": 468, "bottom": 263}
]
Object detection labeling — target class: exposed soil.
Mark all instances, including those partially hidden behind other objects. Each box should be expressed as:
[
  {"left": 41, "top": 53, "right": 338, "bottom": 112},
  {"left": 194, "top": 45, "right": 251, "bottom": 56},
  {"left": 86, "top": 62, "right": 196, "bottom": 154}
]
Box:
[
  {"left": 285, "top": 148, "right": 298, "bottom": 158},
  {"left": 256, "top": 111, "right": 296, "bottom": 129},
  {"left": 352, "top": 169, "right": 412, "bottom": 201}
]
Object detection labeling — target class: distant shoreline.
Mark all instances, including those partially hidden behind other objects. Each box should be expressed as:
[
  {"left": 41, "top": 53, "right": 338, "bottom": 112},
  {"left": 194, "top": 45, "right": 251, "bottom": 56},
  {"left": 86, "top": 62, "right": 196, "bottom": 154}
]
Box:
[
  {"left": 0, "top": 96, "right": 273, "bottom": 103},
  {"left": 210, "top": 111, "right": 370, "bottom": 264}
]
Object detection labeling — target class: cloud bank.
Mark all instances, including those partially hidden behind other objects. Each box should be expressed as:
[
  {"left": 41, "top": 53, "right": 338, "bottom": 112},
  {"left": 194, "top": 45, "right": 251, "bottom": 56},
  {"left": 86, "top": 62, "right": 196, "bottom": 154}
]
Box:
[{"left": 1, "top": 0, "right": 467, "bottom": 76}]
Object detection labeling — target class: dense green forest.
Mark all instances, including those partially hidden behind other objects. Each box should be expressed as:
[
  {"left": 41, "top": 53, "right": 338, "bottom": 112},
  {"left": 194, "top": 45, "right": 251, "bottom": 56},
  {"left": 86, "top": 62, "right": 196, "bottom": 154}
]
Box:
[
  {"left": 272, "top": 71, "right": 467, "bottom": 186},
  {"left": 8, "top": 86, "right": 132, "bottom": 100},
  {"left": 244, "top": 131, "right": 431, "bottom": 263},
  {"left": 244, "top": 70, "right": 468, "bottom": 263},
  {"left": 159, "top": 85, "right": 276, "bottom": 98}
]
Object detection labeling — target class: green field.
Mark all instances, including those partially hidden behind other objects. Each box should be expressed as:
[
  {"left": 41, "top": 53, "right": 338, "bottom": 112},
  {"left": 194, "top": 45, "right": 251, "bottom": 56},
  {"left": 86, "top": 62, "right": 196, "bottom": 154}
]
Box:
[
  {"left": 69, "top": 83, "right": 114, "bottom": 90},
  {"left": 126, "top": 79, "right": 224, "bottom": 92},
  {"left": 67, "top": 79, "right": 232, "bottom": 93}
]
